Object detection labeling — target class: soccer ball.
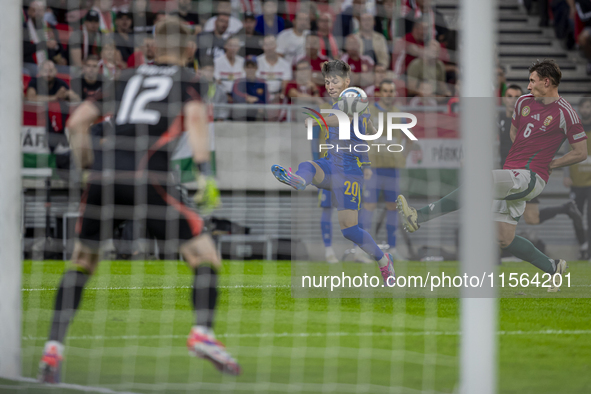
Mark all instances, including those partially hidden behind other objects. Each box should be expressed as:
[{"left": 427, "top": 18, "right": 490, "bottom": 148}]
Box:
[{"left": 338, "top": 87, "right": 369, "bottom": 115}]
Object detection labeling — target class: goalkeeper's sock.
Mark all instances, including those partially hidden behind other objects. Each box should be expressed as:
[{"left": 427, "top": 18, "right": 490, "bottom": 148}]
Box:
[
  {"left": 320, "top": 207, "right": 333, "bottom": 247},
  {"left": 416, "top": 188, "right": 461, "bottom": 224},
  {"left": 49, "top": 267, "right": 90, "bottom": 343},
  {"left": 192, "top": 265, "right": 218, "bottom": 328},
  {"left": 386, "top": 209, "right": 398, "bottom": 247},
  {"left": 503, "top": 235, "right": 555, "bottom": 274},
  {"left": 341, "top": 225, "right": 385, "bottom": 262},
  {"left": 358, "top": 207, "right": 373, "bottom": 233},
  {"left": 538, "top": 204, "right": 568, "bottom": 223},
  {"left": 295, "top": 162, "right": 316, "bottom": 185}
]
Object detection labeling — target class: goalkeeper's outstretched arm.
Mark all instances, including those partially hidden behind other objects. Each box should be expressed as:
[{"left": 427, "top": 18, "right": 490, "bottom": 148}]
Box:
[{"left": 66, "top": 101, "right": 101, "bottom": 169}]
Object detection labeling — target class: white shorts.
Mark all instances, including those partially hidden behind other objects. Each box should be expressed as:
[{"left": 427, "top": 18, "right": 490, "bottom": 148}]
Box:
[{"left": 491, "top": 169, "right": 546, "bottom": 225}]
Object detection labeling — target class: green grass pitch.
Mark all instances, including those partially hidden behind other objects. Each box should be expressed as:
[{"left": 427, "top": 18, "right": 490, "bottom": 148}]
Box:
[{"left": 2, "top": 259, "right": 591, "bottom": 393}]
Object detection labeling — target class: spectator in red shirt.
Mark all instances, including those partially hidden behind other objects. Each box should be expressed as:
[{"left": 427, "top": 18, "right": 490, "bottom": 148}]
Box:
[
  {"left": 294, "top": 34, "right": 329, "bottom": 87},
  {"left": 341, "top": 35, "right": 375, "bottom": 88},
  {"left": 26, "top": 60, "right": 80, "bottom": 102},
  {"left": 285, "top": 59, "right": 322, "bottom": 102},
  {"left": 393, "top": 19, "right": 446, "bottom": 75},
  {"left": 127, "top": 35, "right": 156, "bottom": 67}
]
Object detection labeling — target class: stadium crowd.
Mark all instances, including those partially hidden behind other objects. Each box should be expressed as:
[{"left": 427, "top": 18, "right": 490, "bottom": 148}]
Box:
[{"left": 21, "top": 0, "right": 459, "bottom": 120}]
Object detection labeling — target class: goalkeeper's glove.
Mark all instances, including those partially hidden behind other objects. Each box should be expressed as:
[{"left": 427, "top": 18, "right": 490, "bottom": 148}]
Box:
[{"left": 193, "top": 174, "right": 221, "bottom": 215}]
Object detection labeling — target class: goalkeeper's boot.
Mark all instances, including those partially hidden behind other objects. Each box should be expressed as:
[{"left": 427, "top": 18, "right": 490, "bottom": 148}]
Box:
[
  {"left": 548, "top": 259, "right": 568, "bottom": 293},
  {"left": 271, "top": 165, "right": 307, "bottom": 191},
  {"left": 396, "top": 195, "right": 420, "bottom": 233},
  {"left": 379, "top": 253, "right": 396, "bottom": 287},
  {"left": 187, "top": 326, "right": 241, "bottom": 375},
  {"left": 38, "top": 341, "right": 63, "bottom": 383}
]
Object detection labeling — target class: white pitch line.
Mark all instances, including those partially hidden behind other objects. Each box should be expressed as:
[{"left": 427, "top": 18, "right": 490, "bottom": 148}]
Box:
[
  {"left": 3, "top": 375, "right": 140, "bottom": 394},
  {"left": 21, "top": 329, "right": 591, "bottom": 342},
  {"left": 21, "top": 284, "right": 292, "bottom": 291}
]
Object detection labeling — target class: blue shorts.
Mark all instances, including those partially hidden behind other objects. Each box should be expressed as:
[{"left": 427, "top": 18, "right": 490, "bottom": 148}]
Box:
[
  {"left": 363, "top": 168, "right": 400, "bottom": 204},
  {"left": 313, "top": 158, "right": 363, "bottom": 211},
  {"left": 318, "top": 189, "right": 333, "bottom": 208}
]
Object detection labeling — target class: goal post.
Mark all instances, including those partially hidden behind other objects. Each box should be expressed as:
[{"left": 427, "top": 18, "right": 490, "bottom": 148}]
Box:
[
  {"left": 0, "top": 0, "right": 24, "bottom": 380},
  {"left": 460, "top": 0, "right": 498, "bottom": 393}
]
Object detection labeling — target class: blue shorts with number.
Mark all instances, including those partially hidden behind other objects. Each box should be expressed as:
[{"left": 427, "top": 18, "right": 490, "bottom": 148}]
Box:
[
  {"left": 318, "top": 189, "right": 333, "bottom": 208},
  {"left": 363, "top": 168, "right": 400, "bottom": 204},
  {"left": 313, "top": 158, "right": 363, "bottom": 211}
]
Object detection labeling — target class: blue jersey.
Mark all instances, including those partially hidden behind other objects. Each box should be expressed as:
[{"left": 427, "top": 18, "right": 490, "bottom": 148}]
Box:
[{"left": 324, "top": 102, "right": 371, "bottom": 174}]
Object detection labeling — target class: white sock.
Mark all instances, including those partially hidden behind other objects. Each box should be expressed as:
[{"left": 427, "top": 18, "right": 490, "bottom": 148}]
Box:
[
  {"left": 377, "top": 254, "right": 389, "bottom": 268},
  {"left": 193, "top": 325, "right": 214, "bottom": 337}
]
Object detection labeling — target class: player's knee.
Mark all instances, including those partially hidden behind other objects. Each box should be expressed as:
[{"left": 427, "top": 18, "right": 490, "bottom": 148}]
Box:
[
  {"left": 181, "top": 235, "right": 222, "bottom": 270},
  {"left": 341, "top": 225, "right": 362, "bottom": 242},
  {"left": 71, "top": 243, "right": 99, "bottom": 275},
  {"left": 363, "top": 202, "right": 377, "bottom": 211},
  {"left": 497, "top": 226, "right": 515, "bottom": 248}
]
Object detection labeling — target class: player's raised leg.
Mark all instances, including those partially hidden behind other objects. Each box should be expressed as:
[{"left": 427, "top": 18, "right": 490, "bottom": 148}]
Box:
[
  {"left": 181, "top": 234, "right": 241, "bottom": 375},
  {"left": 271, "top": 160, "right": 325, "bottom": 191},
  {"left": 397, "top": 188, "right": 461, "bottom": 233},
  {"left": 38, "top": 242, "right": 99, "bottom": 383}
]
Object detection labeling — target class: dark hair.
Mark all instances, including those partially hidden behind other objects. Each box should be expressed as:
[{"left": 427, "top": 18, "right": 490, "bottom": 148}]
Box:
[
  {"left": 506, "top": 84, "right": 523, "bottom": 94},
  {"left": 321, "top": 59, "right": 350, "bottom": 78},
  {"left": 379, "top": 79, "right": 396, "bottom": 89},
  {"left": 580, "top": 96, "right": 591, "bottom": 107},
  {"left": 529, "top": 59, "right": 562, "bottom": 86}
]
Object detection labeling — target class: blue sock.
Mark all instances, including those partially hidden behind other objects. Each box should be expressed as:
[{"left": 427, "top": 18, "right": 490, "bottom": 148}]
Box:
[
  {"left": 341, "top": 225, "right": 384, "bottom": 261},
  {"left": 321, "top": 208, "right": 332, "bottom": 247},
  {"left": 295, "top": 162, "right": 316, "bottom": 185},
  {"left": 386, "top": 209, "right": 397, "bottom": 248},
  {"left": 358, "top": 208, "right": 373, "bottom": 233}
]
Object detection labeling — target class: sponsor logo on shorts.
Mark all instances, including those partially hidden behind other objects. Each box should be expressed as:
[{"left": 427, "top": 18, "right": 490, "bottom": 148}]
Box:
[
  {"left": 522, "top": 106, "right": 530, "bottom": 117},
  {"left": 544, "top": 115, "right": 553, "bottom": 126}
]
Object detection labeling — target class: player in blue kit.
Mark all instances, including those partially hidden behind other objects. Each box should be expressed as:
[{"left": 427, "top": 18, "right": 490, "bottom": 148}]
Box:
[{"left": 271, "top": 59, "right": 396, "bottom": 285}]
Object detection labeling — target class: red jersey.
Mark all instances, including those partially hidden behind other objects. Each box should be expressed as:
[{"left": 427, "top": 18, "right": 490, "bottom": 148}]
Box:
[
  {"left": 295, "top": 53, "right": 329, "bottom": 72},
  {"left": 340, "top": 53, "right": 374, "bottom": 74},
  {"left": 505, "top": 94, "right": 587, "bottom": 182}
]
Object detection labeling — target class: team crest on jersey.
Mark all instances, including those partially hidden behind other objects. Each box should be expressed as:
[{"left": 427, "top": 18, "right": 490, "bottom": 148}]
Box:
[
  {"left": 522, "top": 106, "right": 530, "bottom": 116},
  {"left": 544, "top": 115, "right": 553, "bottom": 126}
]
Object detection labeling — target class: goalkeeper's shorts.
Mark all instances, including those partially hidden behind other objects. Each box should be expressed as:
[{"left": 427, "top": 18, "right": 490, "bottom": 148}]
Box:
[{"left": 76, "top": 181, "right": 204, "bottom": 249}]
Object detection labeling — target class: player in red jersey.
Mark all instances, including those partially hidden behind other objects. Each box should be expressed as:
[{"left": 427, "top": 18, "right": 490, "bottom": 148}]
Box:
[{"left": 396, "top": 59, "right": 588, "bottom": 292}]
